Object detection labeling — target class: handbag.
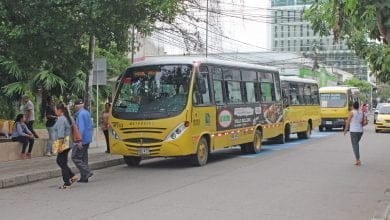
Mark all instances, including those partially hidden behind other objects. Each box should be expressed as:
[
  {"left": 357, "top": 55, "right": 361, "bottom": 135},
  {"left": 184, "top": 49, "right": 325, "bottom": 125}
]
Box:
[
  {"left": 52, "top": 136, "right": 70, "bottom": 154},
  {"left": 72, "top": 124, "right": 82, "bottom": 142}
]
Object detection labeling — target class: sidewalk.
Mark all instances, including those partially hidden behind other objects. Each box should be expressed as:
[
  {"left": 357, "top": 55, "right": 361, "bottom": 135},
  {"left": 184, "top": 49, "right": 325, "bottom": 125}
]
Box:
[{"left": 0, "top": 138, "right": 124, "bottom": 189}]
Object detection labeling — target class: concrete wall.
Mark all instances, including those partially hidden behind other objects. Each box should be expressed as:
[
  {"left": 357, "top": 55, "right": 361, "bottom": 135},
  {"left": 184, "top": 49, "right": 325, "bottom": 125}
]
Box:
[{"left": 0, "top": 139, "right": 47, "bottom": 162}]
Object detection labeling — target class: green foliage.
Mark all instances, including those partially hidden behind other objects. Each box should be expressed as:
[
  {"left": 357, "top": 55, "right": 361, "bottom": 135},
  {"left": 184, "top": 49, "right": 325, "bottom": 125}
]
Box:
[
  {"left": 0, "top": 0, "right": 182, "bottom": 119},
  {"left": 344, "top": 78, "right": 372, "bottom": 102},
  {"left": 304, "top": 0, "right": 390, "bottom": 81}
]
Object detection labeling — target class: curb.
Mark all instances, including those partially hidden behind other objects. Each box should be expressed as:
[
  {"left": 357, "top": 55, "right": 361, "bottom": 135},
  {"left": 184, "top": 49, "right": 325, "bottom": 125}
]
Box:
[
  {"left": 372, "top": 189, "right": 390, "bottom": 220},
  {"left": 0, "top": 158, "right": 124, "bottom": 189}
]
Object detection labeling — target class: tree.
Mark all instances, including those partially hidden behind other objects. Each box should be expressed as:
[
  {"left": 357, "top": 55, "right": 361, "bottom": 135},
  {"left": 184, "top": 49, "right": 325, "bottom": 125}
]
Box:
[
  {"left": 0, "top": 0, "right": 183, "bottom": 118},
  {"left": 344, "top": 78, "right": 372, "bottom": 102},
  {"left": 304, "top": 0, "right": 390, "bottom": 81}
]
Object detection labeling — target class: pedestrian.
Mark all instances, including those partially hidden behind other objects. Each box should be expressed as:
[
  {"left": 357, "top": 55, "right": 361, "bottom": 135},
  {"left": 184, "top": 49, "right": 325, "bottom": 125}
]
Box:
[
  {"left": 54, "top": 103, "right": 78, "bottom": 189},
  {"left": 71, "top": 99, "right": 93, "bottom": 183},
  {"left": 101, "top": 102, "right": 111, "bottom": 153},
  {"left": 11, "top": 114, "right": 35, "bottom": 159},
  {"left": 22, "top": 95, "right": 39, "bottom": 138},
  {"left": 45, "top": 96, "right": 57, "bottom": 156},
  {"left": 344, "top": 101, "right": 367, "bottom": 165},
  {"left": 361, "top": 103, "right": 368, "bottom": 114}
]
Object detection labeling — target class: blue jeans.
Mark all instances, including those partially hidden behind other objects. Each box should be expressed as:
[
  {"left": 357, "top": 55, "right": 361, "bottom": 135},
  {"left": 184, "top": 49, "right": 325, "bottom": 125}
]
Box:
[
  {"left": 46, "top": 126, "right": 55, "bottom": 153},
  {"left": 350, "top": 132, "right": 363, "bottom": 160}
]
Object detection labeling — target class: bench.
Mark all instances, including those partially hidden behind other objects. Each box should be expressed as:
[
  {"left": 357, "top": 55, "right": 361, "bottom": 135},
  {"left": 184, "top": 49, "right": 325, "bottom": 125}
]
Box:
[{"left": 0, "top": 138, "right": 47, "bottom": 162}]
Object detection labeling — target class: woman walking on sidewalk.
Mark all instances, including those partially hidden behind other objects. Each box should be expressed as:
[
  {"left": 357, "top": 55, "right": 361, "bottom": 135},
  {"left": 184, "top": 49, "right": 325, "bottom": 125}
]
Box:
[
  {"left": 11, "top": 114, "right": 34, "bottom": 159},
  {"left": 344, "top": 101, "right": 367, "bottom": 165},
  {"left": 53, "top": 103, "right": 78, "bottom": 189}
]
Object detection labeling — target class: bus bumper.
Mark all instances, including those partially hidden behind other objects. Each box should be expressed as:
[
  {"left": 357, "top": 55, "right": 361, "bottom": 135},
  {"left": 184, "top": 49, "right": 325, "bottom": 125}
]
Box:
[
  {"left": 320, "top": 118, "right": 346, "bottom": 129},
  {"left": 109, "top": 137, "right": 196, "bottom": 158}
]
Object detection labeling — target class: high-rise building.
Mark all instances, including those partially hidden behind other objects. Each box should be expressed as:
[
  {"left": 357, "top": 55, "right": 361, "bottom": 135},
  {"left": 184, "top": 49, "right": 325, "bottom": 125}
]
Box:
[{"left": 270, "top": 0, "right": 368, "bottom": 80}]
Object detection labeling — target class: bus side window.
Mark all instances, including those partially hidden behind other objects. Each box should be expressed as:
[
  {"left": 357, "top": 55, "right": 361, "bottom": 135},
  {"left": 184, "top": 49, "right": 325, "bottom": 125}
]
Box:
[
  {"left": 193, "top": 66, "right": 211, "bottom": 105},
  {"left": 310, "top": 85, "right": 319, "bottom": 104},
  {"left": 211, "top": 66, "right": 224, "bottom": 105}
]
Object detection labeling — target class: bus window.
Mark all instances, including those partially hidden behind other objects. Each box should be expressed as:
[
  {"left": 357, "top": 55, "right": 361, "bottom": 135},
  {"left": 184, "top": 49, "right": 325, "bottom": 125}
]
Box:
[
  {"left": 259, "top": 72, "right": 276, "bottom": 102},
  {"left": 242, "top": 70, "right": 257, "bottom": 103},
  {"left": 304, "top": 84, "right": 311, "bottom": 104},
  {"left": 193, "top": 66, "right": 211, "bottom": 105},
  {"left": 298, "top": 84, "right": 305, "bottom": 104},
  {"left": 273, "top": 73, "right": 281, "bottom": 101},
  {"left": 245, "top": 82, "right": 256, "bottom": 103},
  {"left": 289, "top": 84, "right": 299, "bottom": 104},
  {"left": 226, "top": 81, "right": 242, "bottom": 103},
  {"left": 211, "top": 67, "right": 224, "bottom": 104},
  {"left": 223, "top": 68, "right": 242, "bottom": 103},
  {"left": 310, "top": 85, "right": 319, "bottom": 104}
]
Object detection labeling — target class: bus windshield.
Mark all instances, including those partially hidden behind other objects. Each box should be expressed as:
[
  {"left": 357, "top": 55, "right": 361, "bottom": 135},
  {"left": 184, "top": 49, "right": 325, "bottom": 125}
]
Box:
[
  {"left": 320, "top": 93, "right": 347, "bottom": 108},
  {"left": 112, "top": 64, "right": 192, "bottom": 120}
]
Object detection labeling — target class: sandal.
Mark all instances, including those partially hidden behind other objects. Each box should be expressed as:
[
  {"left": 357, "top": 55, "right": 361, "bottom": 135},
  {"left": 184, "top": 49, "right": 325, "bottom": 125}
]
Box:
[
  {"left": 70, "top": 176, "right": 78, "bottom": 184},
  {"left": 59, "top": 184, "right": 71, "bottom": 189}
]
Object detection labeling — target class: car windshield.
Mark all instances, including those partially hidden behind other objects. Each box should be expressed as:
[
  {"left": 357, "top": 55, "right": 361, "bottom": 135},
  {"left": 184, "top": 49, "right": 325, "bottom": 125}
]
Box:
[
  {"left": 379, "top": 106, "right": 390, "bottom": 114},
  {"left": 320, "top": 93, "right": 347, "bottom": 108},
  {"left": 112, "top": 64, "right": 192, "bottom": 120}
]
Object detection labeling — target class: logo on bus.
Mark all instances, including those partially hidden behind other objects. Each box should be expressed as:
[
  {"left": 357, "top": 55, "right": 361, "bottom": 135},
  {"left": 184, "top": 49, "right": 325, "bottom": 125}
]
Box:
[{"left": 218, "top": 110, "right": 233, "bottom": 128}]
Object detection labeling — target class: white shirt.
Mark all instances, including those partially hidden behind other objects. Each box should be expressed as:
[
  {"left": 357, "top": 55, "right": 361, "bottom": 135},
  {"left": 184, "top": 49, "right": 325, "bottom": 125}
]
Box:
[
  {"left": 350, "top": 110, "right": 363, "bottom": 132},
  {"left": 23, "top": 100, "right": 35, "bottom": 121}
]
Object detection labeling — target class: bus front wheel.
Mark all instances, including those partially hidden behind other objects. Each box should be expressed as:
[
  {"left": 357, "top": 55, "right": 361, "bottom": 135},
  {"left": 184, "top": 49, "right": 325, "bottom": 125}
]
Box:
[
  {"left": 191, "top": 137, "right": 209, "bottom": 166},
  {"left": 123, "top": 156, "right": 142, "bottom": 167}
]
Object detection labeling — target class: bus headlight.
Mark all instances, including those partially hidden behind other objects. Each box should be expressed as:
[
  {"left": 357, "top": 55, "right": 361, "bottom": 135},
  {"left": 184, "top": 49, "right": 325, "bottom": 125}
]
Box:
[
  {"left": 166, "top": 122, "right": 189, "bottom": 141},
  {"left": 109, "top": 128, "right": 120, "bottom": 140}
]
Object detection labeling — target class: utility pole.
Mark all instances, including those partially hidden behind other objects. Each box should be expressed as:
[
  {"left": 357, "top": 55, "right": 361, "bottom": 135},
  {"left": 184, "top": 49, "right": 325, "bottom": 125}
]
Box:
[
  {"left": 205, "top": 0, "right": 209, "bottom": 57},
  {"left": 131, "top": 26, "right": 135, "bottom": 63}
]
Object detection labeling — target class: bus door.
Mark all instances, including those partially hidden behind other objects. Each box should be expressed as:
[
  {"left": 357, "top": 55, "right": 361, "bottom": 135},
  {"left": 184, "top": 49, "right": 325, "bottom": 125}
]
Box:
[{"left": 191, "top": 65, "right": 216, "bottom": 150}]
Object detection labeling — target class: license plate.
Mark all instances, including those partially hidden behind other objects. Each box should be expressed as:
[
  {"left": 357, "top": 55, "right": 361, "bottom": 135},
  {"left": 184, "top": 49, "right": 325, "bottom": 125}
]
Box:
[
  {"left": 325, "top": 121, "right": 332, "bottom": 125},
  {"left": 138, "top": 148, "right": 150, "bottom": 156}
]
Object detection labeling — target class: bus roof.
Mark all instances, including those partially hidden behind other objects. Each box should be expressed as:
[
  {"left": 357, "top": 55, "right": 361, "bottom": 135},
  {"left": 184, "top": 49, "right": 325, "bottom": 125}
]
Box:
[
  {"left": 319, "top": 86, "right": 359, "bottom": 93},
  {"left": 280, "top": 76, "right": 318, "bottom": 84},
  {"left": 129, "top": 56, "right": 279, "bottom": 72}
]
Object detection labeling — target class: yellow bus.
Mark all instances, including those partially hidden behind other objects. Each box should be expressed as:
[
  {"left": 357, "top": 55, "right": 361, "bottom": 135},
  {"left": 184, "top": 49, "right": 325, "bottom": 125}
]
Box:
[
  {"left": 109, "top": 56, "right": 284, "bottom": 166},
  {"left": 278, "top": 76, "right": 321, "bottom": 143},
  {"left": 319, "top": 86, "right": 360, "bottom": 131}
]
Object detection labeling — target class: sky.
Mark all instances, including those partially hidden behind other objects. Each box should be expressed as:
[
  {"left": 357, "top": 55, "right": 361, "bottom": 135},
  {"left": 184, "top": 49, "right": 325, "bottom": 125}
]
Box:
[{"left": 158, "top": 0, "right": 271, "bottom": 55}]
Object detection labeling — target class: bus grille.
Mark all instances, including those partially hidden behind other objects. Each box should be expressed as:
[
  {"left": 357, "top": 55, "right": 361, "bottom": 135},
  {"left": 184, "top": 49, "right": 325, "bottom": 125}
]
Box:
[
  {"left": 120, "top": 127, "right": 166, "bottom": 134},
  {"left": 123, "top": 138, "right": 162, "bottom": 144},
  {"left": 124, "top": 144, "right": 161, "bottom": 156}
]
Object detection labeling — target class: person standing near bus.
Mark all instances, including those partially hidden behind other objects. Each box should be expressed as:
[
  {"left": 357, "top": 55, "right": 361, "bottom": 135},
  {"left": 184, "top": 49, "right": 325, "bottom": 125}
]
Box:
[
  {"left": 71, "top": 99, "right": 93, "bottom": 183},
  {"left": 344, "top": 101, "right": 366, "bottom": 166},
  {"left": 101, "top": 103, "right": 111, "bottom": 153},
  {"left": 45, "top": 96, "right": 57, "bottom": 156},
  {"left": 22, "top": 95, "right": 39, "bottom": 138}
]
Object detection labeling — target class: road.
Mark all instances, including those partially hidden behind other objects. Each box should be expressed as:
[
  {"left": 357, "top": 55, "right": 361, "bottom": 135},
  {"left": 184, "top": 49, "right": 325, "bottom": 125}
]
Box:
[{"left": 1, "top": 124, "right": 390, "bottom": 220}]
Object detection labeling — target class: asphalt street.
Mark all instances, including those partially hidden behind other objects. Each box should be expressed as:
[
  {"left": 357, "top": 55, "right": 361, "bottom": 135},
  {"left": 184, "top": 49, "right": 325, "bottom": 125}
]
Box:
[{"left": 1, "top": 124, "right": 390, "bottom": 220}]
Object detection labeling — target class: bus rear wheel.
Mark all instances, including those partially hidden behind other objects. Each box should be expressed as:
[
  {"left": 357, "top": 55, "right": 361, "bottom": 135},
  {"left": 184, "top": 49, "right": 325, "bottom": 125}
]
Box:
[
  {"left": 298, "top": 123, "right": 312, "bottom": 139},
  {"left": 246, "top": 130, "right": 262, "bottom": 154},
  {"left": 284, "top": 125, "right": 291, "bottom": 142},
  {"left": 190, "top": 137, "right": 209, "bottom": 166},
  {"left": 123, "top": 156, "right": 141, "bottom": 167}
]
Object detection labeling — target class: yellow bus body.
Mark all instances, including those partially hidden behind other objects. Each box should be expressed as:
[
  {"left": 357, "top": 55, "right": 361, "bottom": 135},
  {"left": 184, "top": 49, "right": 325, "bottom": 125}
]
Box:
[
  {"left": 109, "top": 57, "right": 284, "bottom": 165},
  {"left": 319, "top": 86, "right": 359, "bottom": 131}
]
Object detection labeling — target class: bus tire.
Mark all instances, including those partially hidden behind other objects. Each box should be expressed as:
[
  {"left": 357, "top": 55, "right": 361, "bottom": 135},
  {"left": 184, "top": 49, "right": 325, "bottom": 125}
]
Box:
[
  {"left": 190, "top": 137, "right": 209, "bottom": 166},
  {"left": 240, "top": 144, "right": 249, "bottom": 154},
  {"left": 375, "top": 129, "right": 380, "bottom": 133},
  {"left": 319, "top": 126, "right": 324, "bottom": 132},
  {"left": 298, "top": 123, "right": 312, "bottom": 139},
  {"left": 275, "top": 132, "right": 286, "bottom": 144},
  {"left": 284, "top": 125, "right": 291, "bottom": 142},
  {"left": 123, "top": 156, "right": 141, "bottom": 167},
  {"left": 247, "top": 130, "right": 262, "bottom": 154}
]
